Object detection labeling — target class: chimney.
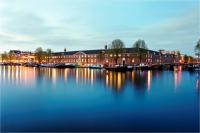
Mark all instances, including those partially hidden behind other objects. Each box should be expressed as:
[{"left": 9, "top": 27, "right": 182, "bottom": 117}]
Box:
[{"left": 105, "top": 45, "right": 107, "bottom": 50}]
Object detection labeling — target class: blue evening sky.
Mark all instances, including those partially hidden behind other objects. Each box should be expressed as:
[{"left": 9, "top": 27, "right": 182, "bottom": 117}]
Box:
[{"left": 0, "top": 0, "right": 199, "bottom": 55}]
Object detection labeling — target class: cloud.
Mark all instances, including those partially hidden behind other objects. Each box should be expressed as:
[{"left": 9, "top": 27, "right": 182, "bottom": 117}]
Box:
[{"left": 0, "top": 0, "right": 199, "bottom": 55}]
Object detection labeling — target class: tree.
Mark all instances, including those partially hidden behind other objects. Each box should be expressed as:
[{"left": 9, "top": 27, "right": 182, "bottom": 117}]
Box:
[
  {"left": 133, "top": 39, "right": 148, "bottom": 50},
  {"left": 8, "top": 51, "right": 13, "bottom": 62},
  {"left": 8, "top": 50, "right": 17, "bottom": 62},
  {"left": 177, "top": 51, "right": 181, "bottom": 60},
  {"left": 109, "top": 39, "right": 125, "bottom": 65},
  {"left": 133, "top": 39, "right": 148, "bottom": 64},
  {"left": 184, "top": 55, "right": 189, "bottom": 64},
  {"left": 195, "top": 39, "right": 200, "bottom": 62},
  {"left": 35, "top": 47, "right": 45, "bottom": 64},
  {"left": 188, "top": 56, "right": 194, "bottom": 64},
  {"left": 1, "top": 51, "right": 8, "bottom": 62},
  {"left": 46, "top": 48, "right": 52, "bottom": 63}
]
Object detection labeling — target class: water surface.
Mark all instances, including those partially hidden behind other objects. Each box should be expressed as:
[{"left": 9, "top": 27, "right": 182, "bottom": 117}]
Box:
[{"left": 0, "top": 66, "right": 199, "bottom": 132}]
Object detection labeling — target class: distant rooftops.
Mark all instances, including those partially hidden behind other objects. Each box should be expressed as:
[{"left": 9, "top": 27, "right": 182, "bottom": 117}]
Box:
[
  {"left": 52, "top": 48, "right": 160, "bottom": 56},
  {"left": 8, "top": 48, "right": 179, "bottom": 56}
]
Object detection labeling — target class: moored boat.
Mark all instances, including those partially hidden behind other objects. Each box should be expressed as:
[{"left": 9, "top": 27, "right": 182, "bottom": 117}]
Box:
[
  {"left": 138, "top": 63, "right": 150, "bottom": 70},
  {"left": 105, "top": 65, "right": 128, "bottom": 72},
  {"left": 65, "top": 63, "right": 76, "bottom": 68},
  {"left": 89, "top": 64, "right": 103, "bottom": 69},
  {"left": 54, "top": 63, "right": 66, "bottom": 68},
  {"left": 40, "top": 64, "right": 55, "bottom": 67},
  {"left": 187, "top": 64, "right": 200, "bottom": 71}
]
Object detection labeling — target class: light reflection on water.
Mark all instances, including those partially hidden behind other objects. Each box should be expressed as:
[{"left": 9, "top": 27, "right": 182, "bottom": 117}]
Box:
[
  {"left": 1, "top": 66, "right": 199, "bottom": 92},
  {"left": 0, "top": 66, "right": 37, "bottom": 87}
]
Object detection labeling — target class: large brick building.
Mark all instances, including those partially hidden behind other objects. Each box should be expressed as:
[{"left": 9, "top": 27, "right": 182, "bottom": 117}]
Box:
[
  {"left": 47, "top": 48, "right": 180, "bottom": 66},
  {"left": 1, "top": 47, "right": 180, "bottom": 66}
]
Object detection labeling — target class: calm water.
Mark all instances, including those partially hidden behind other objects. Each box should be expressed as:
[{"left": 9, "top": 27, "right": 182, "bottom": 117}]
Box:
[{"left": 0, "top": 66, "right": 199, "bottom": 132}]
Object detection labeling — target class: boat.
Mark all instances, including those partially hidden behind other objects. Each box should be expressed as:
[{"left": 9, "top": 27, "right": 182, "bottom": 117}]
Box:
[
  {"left": 89, "top": 64, "right": 104, "bottom": 69},
  {"left": 187, "top": 64, "right": 200, "bottom": 71},
  {"left": 127, "top": 65, "right": 134, "bottom": 71},
  {"left": 0, "top": 62, "right": 8, "bottom": 66},
  {"left": 40, "top": 64, "right": 55, "bottom": 67},
  {"left": 65, "top": 63, "right": 76, "bottom": 68},
  {"left": 24, "top": 63, "right": 40, "bottom": 67},
  {"left": 54, "top": 63, "right": 66, "bottom": 68},
  {"left": 139, "top": 63, "right": 150, "bottom": 70},
  {"left": 53, "top": 63, "right": 77, "bottom": 68},
  {"left": 105, "top": 65, "right": 128, "bottom": 72}
]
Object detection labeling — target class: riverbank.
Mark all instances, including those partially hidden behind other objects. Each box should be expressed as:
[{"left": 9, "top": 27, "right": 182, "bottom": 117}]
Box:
[{"left": 0, "top": 62, "right": 199, "bottom": 71}]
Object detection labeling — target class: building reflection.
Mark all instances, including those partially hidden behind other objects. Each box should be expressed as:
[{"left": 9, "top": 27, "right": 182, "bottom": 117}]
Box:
[
  {"left": 195, "top": 72, "right": 200, "bottom": 91},
  {"left": 147, "top": 70, "right": 152, "bottom": 92},
  {"left": 0, "top": 66, "right": 153, "bottom": 93},
  {"left": 131, "top": 71, "right": 148, "bottom": 94},
  {"left": 105, "top": 71, "right": 126, "bottom": 91},
  {"left": 0, "top": 66, "right": 36, "bottom": 87},
  {"left": 174, "top": 69, "right": 182, "bottom": 89},
  {"left": 4, "top": 66, "right": 198, "bottom": 95}
]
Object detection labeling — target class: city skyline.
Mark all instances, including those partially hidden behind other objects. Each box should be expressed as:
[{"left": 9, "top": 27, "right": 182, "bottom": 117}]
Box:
[{"left": 0, "top": 0, "right": 199, "bottom": 55}]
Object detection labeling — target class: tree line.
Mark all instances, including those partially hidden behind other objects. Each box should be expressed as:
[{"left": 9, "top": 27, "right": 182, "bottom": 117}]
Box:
[{"left": 0, "top": 47, "right": 53, "bottom": 63}]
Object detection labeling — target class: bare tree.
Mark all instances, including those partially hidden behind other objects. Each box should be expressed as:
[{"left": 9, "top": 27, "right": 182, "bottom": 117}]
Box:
[
  {"left": 133, "top": 39, "right": 148, "bottom": 64},
  {"left": 195, "top": 39, "right": 200, "bottom": 62},
  {"left": 109, "top": 39, "right": 125, "bottom": 65},
  {"left": 35, "top": 47, "right": 45, "bottom": 64},
  {"left": 46, "top": 48, "right": 53, "bottom": 63},
  {"left": 1, "top": 51, "right": 8, "bottom": 62}
]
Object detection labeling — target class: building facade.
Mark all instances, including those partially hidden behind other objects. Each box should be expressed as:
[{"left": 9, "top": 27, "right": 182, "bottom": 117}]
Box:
[
  {"left": 1, "top": 48, "right": 180, "bottom": 65},
  {"left": 47, "top": 48, "right": 179, "bottom": 66}
]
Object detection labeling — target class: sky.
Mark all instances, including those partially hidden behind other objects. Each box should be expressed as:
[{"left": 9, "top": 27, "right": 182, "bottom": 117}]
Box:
[{"left": 0, "top": 0, "right": 199, "bottom": 55}]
